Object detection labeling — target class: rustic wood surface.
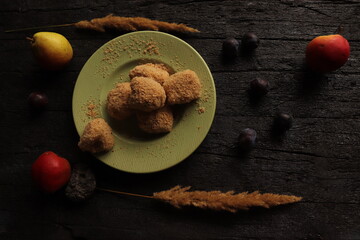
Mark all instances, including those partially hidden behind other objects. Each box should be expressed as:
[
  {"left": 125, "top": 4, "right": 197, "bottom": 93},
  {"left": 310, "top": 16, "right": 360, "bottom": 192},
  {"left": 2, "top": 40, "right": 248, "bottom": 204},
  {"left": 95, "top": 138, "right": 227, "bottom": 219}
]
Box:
[{"left": 1, "top": 1, "right": 360, "bottom": 239}]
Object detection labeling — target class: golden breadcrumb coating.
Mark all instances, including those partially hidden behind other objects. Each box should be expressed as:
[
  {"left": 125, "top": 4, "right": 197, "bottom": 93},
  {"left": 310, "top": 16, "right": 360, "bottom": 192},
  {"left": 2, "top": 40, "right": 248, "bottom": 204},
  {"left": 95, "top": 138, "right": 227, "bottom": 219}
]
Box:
[
  {"left": 163, "top": 70, "right": 201, "bottom": 105},
  {"left": 78, "top": 118, "right": 114, "bottom": 153},
  {"left": 106, "top": 82, "right": 132, "bottom": 120},
  {"left": 129, "top": 63, "right": 170, "bottom": 85},
  {"left": 136, "top": 106, "right": 173, "bottom": 133},
  {"left": 129, "top": 76, "right": 166, "bottom": 112}
]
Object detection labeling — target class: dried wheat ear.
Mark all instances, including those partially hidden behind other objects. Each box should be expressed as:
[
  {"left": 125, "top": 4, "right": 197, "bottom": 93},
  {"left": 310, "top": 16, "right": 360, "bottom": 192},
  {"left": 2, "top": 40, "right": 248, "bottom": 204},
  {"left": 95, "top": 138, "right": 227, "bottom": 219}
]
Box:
[
  {"left": 5, "top": 14, "right": 200, "bottom": 33},
  {"left": 75, "top": 14, "right": 200, "bottom": 33},
  {"left": 153, "top": 186, "right": 302, "bottom": 212},
  {"left": 98, "top": 185, "right": 302, "bottom": 213}
]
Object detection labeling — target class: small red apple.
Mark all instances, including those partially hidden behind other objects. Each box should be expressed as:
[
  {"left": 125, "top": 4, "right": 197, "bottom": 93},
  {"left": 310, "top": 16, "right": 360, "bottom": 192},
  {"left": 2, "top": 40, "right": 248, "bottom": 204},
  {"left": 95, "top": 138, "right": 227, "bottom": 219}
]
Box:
[
  {"left": 31, "top": 151, "right": 71, "bottom": 193},
  {"left": 305, "top": 34, "right": 350, "bottom": 73}
]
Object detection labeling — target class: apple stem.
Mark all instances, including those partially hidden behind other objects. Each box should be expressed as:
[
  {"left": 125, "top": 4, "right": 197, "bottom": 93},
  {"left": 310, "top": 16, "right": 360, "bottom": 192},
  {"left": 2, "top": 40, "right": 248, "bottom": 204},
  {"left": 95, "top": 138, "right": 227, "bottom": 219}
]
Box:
[
  {"left": 5, "top": 23, "right": 74, "bottom": 33},
  {"left": 335, "top": 25, "right": 344, "bottom": 35}
]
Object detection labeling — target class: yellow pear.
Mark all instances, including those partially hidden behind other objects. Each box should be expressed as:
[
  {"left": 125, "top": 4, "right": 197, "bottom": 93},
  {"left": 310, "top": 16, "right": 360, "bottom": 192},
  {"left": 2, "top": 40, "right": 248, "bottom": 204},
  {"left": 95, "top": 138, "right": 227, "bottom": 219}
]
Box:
[{"left": 28, "top": 32, "right": 73, "bottom": 71}]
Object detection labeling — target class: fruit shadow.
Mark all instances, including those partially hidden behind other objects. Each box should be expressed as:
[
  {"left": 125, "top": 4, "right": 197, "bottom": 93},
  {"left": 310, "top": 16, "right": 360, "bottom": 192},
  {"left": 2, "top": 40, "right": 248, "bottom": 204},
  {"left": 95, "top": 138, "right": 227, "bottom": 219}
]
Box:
[
  {"left": 269, "top": 122, "right": 287, "bottom": 144},
  {"left": 220, "top": 53, "right": 237, "bottom": 65},
  {"left": 295, "top": 61, "right": 328, "bottom": 98},
  {"left": 27, "top": 107, "right": 48, "bottom": 119},
  {"left": 247, "top": 89, "right": 267, "bottom": 108},
  {"left": 220, "top": 49, "right": 257, "bottom": 65},
  {"left": 25, "top": 69, "right": 69, "bottom": 90},
  {"left": 226, "top": 140, "right": 254, "bottom": 160},
  {"left": 239, "top": 46, "right": 257, "bottom": 60}
]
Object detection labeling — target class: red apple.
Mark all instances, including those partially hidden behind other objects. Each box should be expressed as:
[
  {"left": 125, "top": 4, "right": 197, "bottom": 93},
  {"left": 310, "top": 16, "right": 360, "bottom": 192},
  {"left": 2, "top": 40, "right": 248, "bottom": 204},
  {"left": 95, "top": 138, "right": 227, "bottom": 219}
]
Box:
[
  {"left": 305, "top": 34, "right": 350, "bottom": 73},
  {"left": 31, "top": 151, "right": 71, "bottom": 193}
]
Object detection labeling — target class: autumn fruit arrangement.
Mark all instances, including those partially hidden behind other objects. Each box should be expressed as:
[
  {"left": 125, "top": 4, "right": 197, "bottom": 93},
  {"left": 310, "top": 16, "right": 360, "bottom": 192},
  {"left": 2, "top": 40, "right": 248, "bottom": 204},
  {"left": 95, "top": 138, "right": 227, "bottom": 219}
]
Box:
[
  {"left": 16, "top": 15, "right": 350, "bottom": 211},
  {"left": 221, "top": 31, "right": 350, "bottom": 152}
]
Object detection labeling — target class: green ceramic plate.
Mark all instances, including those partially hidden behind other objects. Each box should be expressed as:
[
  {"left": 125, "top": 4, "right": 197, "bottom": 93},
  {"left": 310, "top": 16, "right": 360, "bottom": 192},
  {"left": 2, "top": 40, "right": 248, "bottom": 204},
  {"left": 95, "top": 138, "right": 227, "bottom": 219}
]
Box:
[{"left": 72, "top": 31, "right": 216, "bottom": 173}]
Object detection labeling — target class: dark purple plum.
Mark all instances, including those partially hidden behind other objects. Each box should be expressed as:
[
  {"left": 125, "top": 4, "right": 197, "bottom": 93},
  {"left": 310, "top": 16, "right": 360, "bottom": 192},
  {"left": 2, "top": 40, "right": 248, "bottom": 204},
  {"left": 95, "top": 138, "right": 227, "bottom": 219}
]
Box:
[
  {"left": 238, "top": 128, "right": 257, "bottom": 152},
  {"left": 241, "top": 32, "right": 260, "bottom": 51},
  {"left": 28, "top": 92, "right": 48, "bottom": 110},
  {"left": 250, "top": 78, "right": 269, "bottom": 96},
  {"left": 273, "top": 113, "right": 293, "bottom": 132},
  {"left": 222, "top": 37, "right": 239, "bottom": 58}
]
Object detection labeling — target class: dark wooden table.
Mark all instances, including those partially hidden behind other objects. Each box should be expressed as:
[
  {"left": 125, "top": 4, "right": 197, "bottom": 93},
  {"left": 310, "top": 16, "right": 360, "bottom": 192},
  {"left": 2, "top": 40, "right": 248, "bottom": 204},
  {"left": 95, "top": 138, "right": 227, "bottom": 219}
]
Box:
[{"left": 1, "top": 1, "right": 360, "bottom": 239}]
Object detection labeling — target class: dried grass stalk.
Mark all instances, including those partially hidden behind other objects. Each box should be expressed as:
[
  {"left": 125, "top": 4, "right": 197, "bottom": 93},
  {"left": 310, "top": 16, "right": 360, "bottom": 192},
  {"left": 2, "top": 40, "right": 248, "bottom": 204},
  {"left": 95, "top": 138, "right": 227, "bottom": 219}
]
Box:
[
  {"left": 153, "top": 186, "right": 302, "bottom": 212},
  {"left": 74, "top": 14, "right": 199, "bottom": 33}
]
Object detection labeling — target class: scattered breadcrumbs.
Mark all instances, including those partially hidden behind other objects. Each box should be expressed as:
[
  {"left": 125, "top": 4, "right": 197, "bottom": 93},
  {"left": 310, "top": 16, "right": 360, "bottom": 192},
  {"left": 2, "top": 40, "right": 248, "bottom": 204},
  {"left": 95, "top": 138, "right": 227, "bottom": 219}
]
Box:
[
  {"left": 97, "top": 37, "right": 165, "bottom": 79},
  {"left": 84, "top": 100, "right": 100, "bottom": 119},
  {"left": 97, "top": 65, "right": 111, "bottom": 79},
  {"left": 197, "top": 106, "right": 206, "bottom": 114},
  {"left": 195, "top": 99, "right": 206, "bottom": 115},
  {"left": 193, "top": 86, "right": 212, "bottom": 115},
  {"left": 143, "top": 41, "right": 160, "bottom": 55},
  {"left": 117, "top": 36, "right": 163, "bottom": 58},
  {"left": 169, "top": 55, "right": 185, "bottom": 71},
  {"left": 118, "top": 74, "right": 125, "bottom": 82},
  {"left": 200, "top": 88, "right": 210, "bottom": 103},
  {"left": 86, "top": 103, "right": 98, "bottom": 118}
]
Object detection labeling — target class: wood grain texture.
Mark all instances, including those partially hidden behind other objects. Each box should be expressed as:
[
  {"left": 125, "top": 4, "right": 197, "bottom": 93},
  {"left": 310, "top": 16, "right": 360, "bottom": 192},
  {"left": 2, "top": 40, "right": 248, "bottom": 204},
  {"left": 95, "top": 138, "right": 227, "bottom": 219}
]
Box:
[{"left": 1, "top": 0, "right": 360, "bottom": 239}]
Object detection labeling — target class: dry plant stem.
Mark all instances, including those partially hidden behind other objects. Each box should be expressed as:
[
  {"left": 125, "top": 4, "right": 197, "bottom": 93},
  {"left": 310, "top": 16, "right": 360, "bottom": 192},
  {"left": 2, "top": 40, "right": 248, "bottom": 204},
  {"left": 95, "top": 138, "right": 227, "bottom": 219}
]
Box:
[
  {"left": 26, "top": 37, "right": 34, "bottom": 42},
  {"left": 5, "top": 15, "right": 199, "bottom": 33},
  {"left": 97, "top": 186, "right": 302, "bottom": 213},
  {"left": 96, "top": 187, "right": 154, "bottom": 199},
  {"left": 153, "top": 186, "right": 302, "bottom": 213},
  {"left": 5, "top": 23, "right": 74, "bottom": 33},
  {"left": 74, "top": 14, "right": 200, "bottom": 33}
]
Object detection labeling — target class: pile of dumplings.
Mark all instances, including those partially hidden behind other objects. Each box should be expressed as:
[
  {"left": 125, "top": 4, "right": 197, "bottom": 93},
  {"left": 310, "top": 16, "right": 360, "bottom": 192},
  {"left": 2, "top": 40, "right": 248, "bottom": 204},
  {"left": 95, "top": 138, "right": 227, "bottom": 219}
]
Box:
[{"left": 106, "top": 63, "right": 202, "bottom": 134}]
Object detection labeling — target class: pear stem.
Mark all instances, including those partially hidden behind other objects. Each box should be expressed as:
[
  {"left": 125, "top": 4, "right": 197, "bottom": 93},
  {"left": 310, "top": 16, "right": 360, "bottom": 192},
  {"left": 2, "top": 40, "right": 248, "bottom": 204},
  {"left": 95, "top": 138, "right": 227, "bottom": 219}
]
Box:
[
  {"left": 5, "top": 23, "right": 74, "bottom": 33},
  {"left": 96, "top": 187, "right": 155, "bottom": 199}
]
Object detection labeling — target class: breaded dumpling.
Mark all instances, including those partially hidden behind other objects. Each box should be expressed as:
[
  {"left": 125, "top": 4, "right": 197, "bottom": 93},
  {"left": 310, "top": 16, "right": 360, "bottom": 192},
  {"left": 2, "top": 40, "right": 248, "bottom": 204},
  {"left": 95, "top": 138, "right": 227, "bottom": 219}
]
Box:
[
  {"left": 136, "top": 106, "right": 174, "bottom": 134},
  {"left": 129, "top": 77, "right": 166, "bottom": 112},
  {"left": 163, "top": 70, "right": 201, "bottom": 105},
  {"left": 106, "top": 82, "right": 132, "bottom": 120},
  {"left": 129, "top": 63, "right": 170, "bottom": 85},
  {"left": 78, "top": 118, "right": 114, "bottom": 154}
]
